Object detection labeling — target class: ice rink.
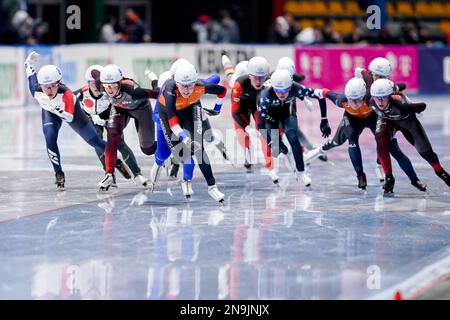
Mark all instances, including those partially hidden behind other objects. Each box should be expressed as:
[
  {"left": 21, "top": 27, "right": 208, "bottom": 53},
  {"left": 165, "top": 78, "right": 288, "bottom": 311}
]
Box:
[{"left": 0, "top": 95, "right": 449, "bottom": 299}]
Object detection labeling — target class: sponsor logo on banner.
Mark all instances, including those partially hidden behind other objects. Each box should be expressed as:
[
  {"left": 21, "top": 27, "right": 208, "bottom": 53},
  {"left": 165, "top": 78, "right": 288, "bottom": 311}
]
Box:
[
  {"left": 418, "top": 47, "right": 450, "bottom": 94},
  {"left": 295, "top": 46, "right": 419, "bottom": 92},
  {"left": 196, "top": 47, "right": 255, "bottom": 74}
]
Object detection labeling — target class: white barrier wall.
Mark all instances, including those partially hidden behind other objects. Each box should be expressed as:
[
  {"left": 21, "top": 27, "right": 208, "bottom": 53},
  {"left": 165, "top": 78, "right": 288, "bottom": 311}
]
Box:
[
  {"left": 0, "top": 47, "right": 25, "bottom": 107},
  {"left": 3, "top": 43, "right": 293, "bottom": 107}
]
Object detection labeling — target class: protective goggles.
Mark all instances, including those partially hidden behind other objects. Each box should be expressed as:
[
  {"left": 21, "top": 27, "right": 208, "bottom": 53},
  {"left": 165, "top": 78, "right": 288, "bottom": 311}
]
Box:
[
  {"left": 176, "top": 82, "right": 196, "bottom": 90},
  {"left": 42, "top": 83, "right": 59, "bottom": 90},
  {"left": 348, "top": 97, "right": 364, "bottom": 103},
  {"left": 273, "top": 87, "right": 290, "bottom": 94},
  {"left": 102, "top": 83, "right": 119, "bottom": 89},
  {"left": 249, "top": 74, "right": 267, "bottom": 81},
  {"left": 373, "top": 95, "right": 390, "bottom": 102}
]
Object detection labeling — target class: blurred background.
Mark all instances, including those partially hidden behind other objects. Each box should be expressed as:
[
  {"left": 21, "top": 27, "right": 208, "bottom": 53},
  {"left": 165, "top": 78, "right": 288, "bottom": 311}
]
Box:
[
  {"left": 0, "top": 0, "right": 449, "bottom": 108},
  {"left": 1, "top": 0, "right": 449, "bottom": 45}
]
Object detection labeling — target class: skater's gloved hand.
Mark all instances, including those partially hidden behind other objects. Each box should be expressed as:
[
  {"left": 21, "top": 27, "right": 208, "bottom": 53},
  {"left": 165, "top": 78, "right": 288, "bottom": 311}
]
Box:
[
  {"left": 144, "top": 69, "right": 158, "bottom": 82},
  {"left": 92, "top": 114, "right": 107, "bottom": 127},
  {"left": 354, "top": 67, "right": 364, "bottom": 78},
  {"left": 25, "top": 51, "right": 39, "bottom": 77},
  {"left": 222, "top": 53, "right": 232, "bottom": 68},
  {"left": 320, "top": 118, "right": 331, "bottom": 138},
  {"left": 411, "top": 102, "right": 426, "bottom": 113},
  {"left": 25, "top": 51, "right": 39, "bottom": 68}
]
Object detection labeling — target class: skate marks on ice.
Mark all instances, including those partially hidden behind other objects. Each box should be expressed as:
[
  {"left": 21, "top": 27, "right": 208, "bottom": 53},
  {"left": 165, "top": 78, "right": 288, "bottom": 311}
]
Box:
[{"left": 1, "top": 169, "right": 450, "bottom": 299}]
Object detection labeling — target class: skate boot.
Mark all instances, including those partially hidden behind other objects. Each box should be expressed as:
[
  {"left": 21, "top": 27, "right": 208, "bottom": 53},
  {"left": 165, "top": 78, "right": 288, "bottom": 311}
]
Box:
[
  {"left": 134, "top": 174, "right": 148, "bottom": 188},
  {"left": 169, "top": 163, "right": 180, "bottom": 179},
  {"left": 115, "top": 159, "right": 132, "bottom": 180},
  {"left": 296, "top": 171, "right": 312, "bottom": 187},
  {"left": 411, "top": 177, "right": 427, "bottom": 192},
  {"left": 181, "top": 180, "right": 194, "bottom": 199},
  {"left": 221, "top": 147, "right": 230, "bottom": 161},
  {"left": 208, "top": 185, "right": 225, "bottom": 204},
  {"left": 55, "top": 171, "right": 65, "bottom": 191},
  {"left": 303, "top": 147, "right": 325, "bottom": 165},
  {"left": 318, "top": 154, "right": 328, "bottom": 162},
  {"left": 268, "top": 169, "right": 279, "bottom": 184},
  {"left": 357, "top": 172, "right": 367, "bottom": 190},
  {"left": 436, "top": 169, "right": 450, "bottom": 187},
  {"left": 99, "top": 173, "right": 116, "bottom": 191},
  {"left": 149, "top": 163, "right": 163, "bottom": 192},
  {"left": 244, "top": 147, "right": 252, "bottom": 172},
  {"left": 375, "top": 162, "right": 385, "bottom": 183},
  {"left": 383, "top": 174, "right": 395, "bottom": 195}
]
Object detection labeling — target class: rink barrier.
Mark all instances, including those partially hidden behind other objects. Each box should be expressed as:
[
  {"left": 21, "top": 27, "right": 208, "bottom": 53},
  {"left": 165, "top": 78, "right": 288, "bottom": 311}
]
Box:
[
  {"left": 369, "top": 248, "right": 450, "bottom": 300},
  {"left": 1, "top": 44, "right": 449, "bottom": 107}
]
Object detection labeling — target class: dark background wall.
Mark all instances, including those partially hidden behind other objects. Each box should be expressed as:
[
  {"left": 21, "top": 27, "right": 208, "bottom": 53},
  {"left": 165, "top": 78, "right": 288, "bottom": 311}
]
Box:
[{"left": 152, "top": 0, "right": 273, "bottom": 43}]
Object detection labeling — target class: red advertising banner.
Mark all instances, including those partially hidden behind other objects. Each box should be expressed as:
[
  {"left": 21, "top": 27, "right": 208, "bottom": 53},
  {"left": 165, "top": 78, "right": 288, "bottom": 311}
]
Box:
[{"left": 295, "top": 45, "right": 419, "bottom": 92}]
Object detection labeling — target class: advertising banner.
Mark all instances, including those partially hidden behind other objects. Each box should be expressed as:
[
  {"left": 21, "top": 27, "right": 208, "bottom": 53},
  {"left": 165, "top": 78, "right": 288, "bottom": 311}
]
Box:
[
  {"left": 295, "top": 45, "right": 419, "bottom": 92},
  {"left": 419, "top": 47, "right": 450, "bottom": 94},
  {"left": 0, "top": 47, "right": 26, "bottom": 107}
]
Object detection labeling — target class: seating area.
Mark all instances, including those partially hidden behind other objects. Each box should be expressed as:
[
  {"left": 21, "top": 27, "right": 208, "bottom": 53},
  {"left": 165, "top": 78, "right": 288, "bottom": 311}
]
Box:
[{"left": 283, "top": 0, "right": 450, "bottom": 33}]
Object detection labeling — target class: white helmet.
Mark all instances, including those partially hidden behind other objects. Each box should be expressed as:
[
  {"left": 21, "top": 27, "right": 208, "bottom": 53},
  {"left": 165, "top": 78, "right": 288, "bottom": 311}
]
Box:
[
  {"left": 85, "top": 64, "right": 103, "bottom": 82},
  {"left": 344, "top": 77, "right": 366, "bottom": 100},
  {"left": 37, "top": 65, "right": 62, "bottom": 85},
  {"left": 100, "top": 64, "right": 123, "bottom": 83},
  {"left": 270, "top": 69, "right": 293, "bottom": 91},
  {"left": 276, "top": 56, "right": 296, "bottom": 75},
  {"left": 370, "top": 79, "right": 394, "bottom": 97},
  {"left": 174, "top": 63, "right": 197, "bottom": 84},
  {"left": 170, "top": 58, "right": 191, "bottom": 76},
  {"left": 368, "top": 57, "right": 392, "bottom": 78},
  {"left": 234, "top": 60, "right": 249, "bottom": 78},
  {"left": 247, "top": 56, "right": 270, "bottom": 77},
  {"left": 157, "top": 70, "right": 172, "bottom": 88}
]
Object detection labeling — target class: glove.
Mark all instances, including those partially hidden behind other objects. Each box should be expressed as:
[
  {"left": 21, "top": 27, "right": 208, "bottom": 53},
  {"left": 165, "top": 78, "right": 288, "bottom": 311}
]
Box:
[
  {"left": 320, "top": 118, "right": 331, "bottom": 138},
  {"left": 54, "top": 105, "right": 65, "bottom": 114},
  {"left": 25, "top": 51, "right": 39, "bottom": 77},
  {"left": 222, "top": 54, "right": 232, "bottom": 69},
  {"left": 25, "top": 51, "right": 39, "bottom": 68},
  {"left": 411, "top": 103, "right": 426, "bottom": 113},
  {"left": 92, "top": 114, "right": 107, "bottom": 127},
  {"left": 303, "top": 97, "right": 314, "bottom": 112},
  {"left": 354, "top": 67, "right": 364, "bottom": 78},
  {"left": 144, "top": 69, "right": 157, "bottom": 82}
]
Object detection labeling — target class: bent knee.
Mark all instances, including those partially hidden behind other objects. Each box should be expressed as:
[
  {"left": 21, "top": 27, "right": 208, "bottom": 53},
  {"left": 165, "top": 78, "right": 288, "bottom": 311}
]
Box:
[{"left": 141, "top": 143, "right": 157, "bottom": 155}]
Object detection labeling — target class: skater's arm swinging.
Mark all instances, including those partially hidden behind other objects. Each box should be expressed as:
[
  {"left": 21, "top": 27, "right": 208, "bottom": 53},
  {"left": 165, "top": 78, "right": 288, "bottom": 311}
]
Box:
[{"left": 204, "top": 83, "right": 227, "bottom": 114}]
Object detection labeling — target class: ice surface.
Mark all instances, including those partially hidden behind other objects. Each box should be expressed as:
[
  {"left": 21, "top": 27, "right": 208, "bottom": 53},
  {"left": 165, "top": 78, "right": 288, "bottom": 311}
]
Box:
[{"left": 0, "top": 95, "right": 449, "bottom": 299}]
